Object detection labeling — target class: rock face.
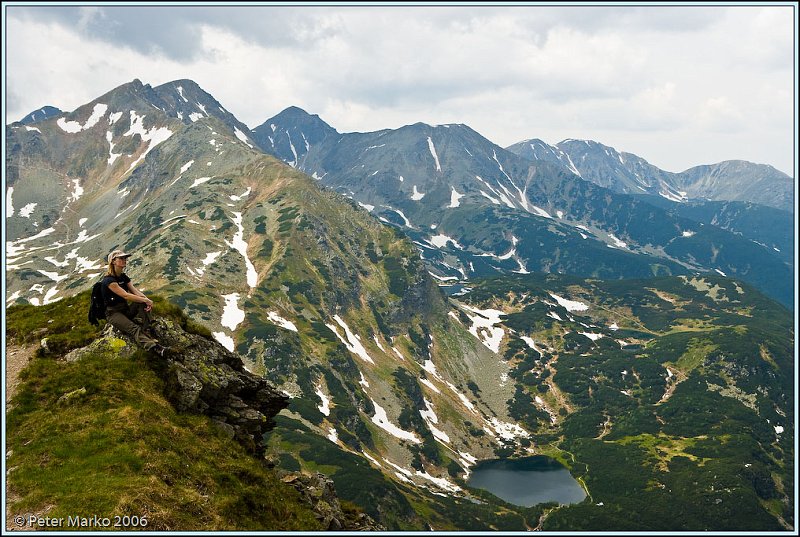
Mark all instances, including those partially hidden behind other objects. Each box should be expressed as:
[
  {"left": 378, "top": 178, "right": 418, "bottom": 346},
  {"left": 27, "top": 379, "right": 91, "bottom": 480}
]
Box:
[
  {"left": 69, "top": 317, "right": 289, "bottom": 455},
  {"left": 279, "top": 472, "right": 385, "bottom": 531},
  {"left": 152, "top": 318, "right": 289, "bottom": 455}
]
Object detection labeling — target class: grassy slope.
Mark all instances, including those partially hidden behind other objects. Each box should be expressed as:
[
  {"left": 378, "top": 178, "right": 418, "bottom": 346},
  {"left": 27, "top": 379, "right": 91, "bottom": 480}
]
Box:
[{"left": 5, "top": 292, "right": 323, "bottom": 531}]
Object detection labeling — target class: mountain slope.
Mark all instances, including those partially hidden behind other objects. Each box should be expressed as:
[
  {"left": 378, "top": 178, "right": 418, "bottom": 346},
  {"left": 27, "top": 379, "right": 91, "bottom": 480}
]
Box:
[
  {"left": 675, "top": 160, "right": 793, "bottom": 212},
  {"left": 630, "top": 195, "right": 794, "bottom": 266},
  {"left": 251, "top": 106, "right": 338, "bottom": 169},
  {"left": 507, "top": 138, "right": 682, "bottom": 201},
  {"left": 5, "top": 292, "right": 377, "bottom": 531}
]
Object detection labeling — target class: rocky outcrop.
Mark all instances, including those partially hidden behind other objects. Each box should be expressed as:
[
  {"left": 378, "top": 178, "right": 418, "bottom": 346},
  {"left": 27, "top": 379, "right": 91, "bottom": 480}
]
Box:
[
  {"left": 154, "top": 317, "right": 289, "bottom": 455},
  {"left": 279, "top": 472, "right": 385, "bottom": 531},
  {"left": 67, "top": 317, "right": 289, "bottom": 455}
]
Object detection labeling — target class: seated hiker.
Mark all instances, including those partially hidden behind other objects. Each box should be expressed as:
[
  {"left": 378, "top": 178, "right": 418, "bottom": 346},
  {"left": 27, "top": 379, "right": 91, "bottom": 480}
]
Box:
[{"left": 102, "top": 249, "right": 169, "bottom": 357}]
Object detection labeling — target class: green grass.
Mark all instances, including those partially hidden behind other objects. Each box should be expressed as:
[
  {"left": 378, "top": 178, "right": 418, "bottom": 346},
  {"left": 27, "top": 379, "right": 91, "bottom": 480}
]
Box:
[
  {"left": 6, "top": 296, "right": 323, "bottom": 531},
  {"left": 6, "top": 290, "right": 212, "bottom": 358},
  {"left": 6, "top": 291, "right": 101, "bottom": 357},
  {"left": 7, "top": 349, "right": 323, "bottom": 530},
  {"left": 675, "top": 338, "right": 718, "bottom": 372}
]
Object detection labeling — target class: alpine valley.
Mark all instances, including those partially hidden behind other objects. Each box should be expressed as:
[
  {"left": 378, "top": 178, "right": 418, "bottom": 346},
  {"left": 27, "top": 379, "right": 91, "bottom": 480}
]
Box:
[{"left": 5, "top": 79, "right": 795, "bottom": 531}]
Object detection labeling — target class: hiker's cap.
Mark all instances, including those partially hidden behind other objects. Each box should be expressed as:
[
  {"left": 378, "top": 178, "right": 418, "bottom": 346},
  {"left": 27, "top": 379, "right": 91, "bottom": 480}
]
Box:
[{"left": 108, "top": 250, "right": 132, "bottom": 263}]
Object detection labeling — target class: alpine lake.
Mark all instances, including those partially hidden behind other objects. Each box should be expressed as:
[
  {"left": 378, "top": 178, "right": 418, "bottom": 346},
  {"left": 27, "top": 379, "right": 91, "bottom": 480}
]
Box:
[{"left": 466, "top": 456, "right": 587, "bottom": 507}]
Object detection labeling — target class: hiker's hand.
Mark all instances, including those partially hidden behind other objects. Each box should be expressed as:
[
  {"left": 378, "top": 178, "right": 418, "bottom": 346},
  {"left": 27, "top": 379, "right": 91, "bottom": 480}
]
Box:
[{"left": 144, "top": 299, "right": 153, "bottom": 312}]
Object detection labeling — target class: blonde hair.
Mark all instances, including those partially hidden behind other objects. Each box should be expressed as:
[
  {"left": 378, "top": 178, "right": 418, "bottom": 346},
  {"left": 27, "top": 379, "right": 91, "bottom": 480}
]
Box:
[{"left": 106, "top": 260, "right": 123, "bottom": 277}]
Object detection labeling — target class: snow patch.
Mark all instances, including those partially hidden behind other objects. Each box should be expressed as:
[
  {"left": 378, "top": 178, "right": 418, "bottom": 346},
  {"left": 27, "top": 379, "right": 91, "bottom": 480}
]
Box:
[
  {"left": 107, "top": 131, "right": 121, "bottom": 165},
  {"left": 327, "top": 427, "right": 339, "bottom": 443},
  {"left": 419, "top": 399, "right": 450, "bottom": 443},
  {"left": 230, "top": 187, "right": 252, "bottom": 202},
  {"left": 19, "top": 203, "right": 37, "bottom": 218},
  {"left": 419, "top": 378, "right": 441, "bottom": 394},
  {"left": 326, "top": 315, "right": 374, "bottom": 364},
  {"left": 459, "top": 304, "right": 506, "bottom": 353},
  {"left": 234, "top": 127, "right": 254, "bottom": 148},
  {"left": 489, "top": 417, "right": 530, "bottom": 441},
  {"left": 6, "top": 187, "right": 15, "bottom": 216},
  {"left": 370, "top": 400, "right": 421, "bottom": 443},
  {"left": 123, "top": 111, "right": 174, "bottom": 172},
  {"left": 220, "top": 293, "right": 245, "bottom": 330},
  {"left": 316, "top": 384, "right": 331, "bottom": 416},
  {"left": 448, "top": 187, "right": 464, "bottom": 208},
  {"left": 429, "top": 234, "right": 463, "bottom": 249},
  {"left": 267, "top": 311, "right": 298, "bottom": 332},
  {"left": 213, "top": 332, "right": 235, "bottom": 352},
  {"left": 57, "top": 103, "right": 108, "bottom": 133},
  {"left": 549, "top": 293, "right": 589, "bottom": 312},
  {"left": 359, "top": 372, "right": 370, "bottom": 389},
  {"left": 579, "top": 332, "right": 604, "bottom": 341},
  {"left": 427, "top": 136, "right": 442, "bottom": 171},
  {"left": 224, "top": 212, "right": 258, "bottom": 288},
  {"left": 608, "top": 233, "right": 628, "bottom": 249},
  {"left": 532, "top": 205, "right": 552, "bottom": 219}
]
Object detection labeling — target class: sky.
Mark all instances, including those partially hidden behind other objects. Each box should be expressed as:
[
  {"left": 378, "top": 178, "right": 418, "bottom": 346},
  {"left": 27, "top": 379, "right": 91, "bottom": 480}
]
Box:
[{"left": 2, "top": 3, "right": 797, "bottom": 176}]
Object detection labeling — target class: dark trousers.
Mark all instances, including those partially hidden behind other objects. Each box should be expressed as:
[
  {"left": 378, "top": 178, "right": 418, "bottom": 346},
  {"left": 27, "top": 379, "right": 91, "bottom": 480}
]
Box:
[{"left": 106, "top": 302, "right": 157, "bottom": 350}]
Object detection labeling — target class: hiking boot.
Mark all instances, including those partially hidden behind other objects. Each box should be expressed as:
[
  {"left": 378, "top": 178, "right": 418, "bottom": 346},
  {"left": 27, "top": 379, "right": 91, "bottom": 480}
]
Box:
[{"left": 152, "top": 344, "right": 169, "bottom": 358}]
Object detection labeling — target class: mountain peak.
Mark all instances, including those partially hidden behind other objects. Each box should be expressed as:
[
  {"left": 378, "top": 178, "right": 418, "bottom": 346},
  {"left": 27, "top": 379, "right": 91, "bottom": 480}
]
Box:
[
  {"left": 559, "top": 138, "right": 603, "bottom": 148},
  {"left": 16, "top": 105, "right": 62, "bottom": 125},
  {"left": 281, "top": 105, "right": 312, "bottom": 115},
  {"left": 261, "top": 106, "right": 336, "bottom": 131},
  {"left": 251, "top": 106, "right": 338, "bottom": 160}
]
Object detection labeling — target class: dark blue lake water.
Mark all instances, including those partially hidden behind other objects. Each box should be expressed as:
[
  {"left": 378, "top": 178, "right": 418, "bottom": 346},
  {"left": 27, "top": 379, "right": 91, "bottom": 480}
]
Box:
[{"left": 466, "top": 456, "right": 586, "bottom": 507}]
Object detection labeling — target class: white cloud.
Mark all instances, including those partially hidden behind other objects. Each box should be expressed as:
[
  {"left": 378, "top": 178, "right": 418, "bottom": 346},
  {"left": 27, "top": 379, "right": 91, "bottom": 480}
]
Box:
[{"left": 4, "top": 4, "right": 795, "bottom": 176}]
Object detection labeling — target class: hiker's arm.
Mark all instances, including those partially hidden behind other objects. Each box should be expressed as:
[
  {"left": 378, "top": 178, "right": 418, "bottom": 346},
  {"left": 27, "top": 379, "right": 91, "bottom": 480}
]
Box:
[
  {"left": 108, "top": 282, "right": 153, "bottom": 307},
  {"left": 126, "top": 281, "right": 148, "bottom": 299},
  {"left": 126, "top": 282, "right": 154, "bottom": 311}
]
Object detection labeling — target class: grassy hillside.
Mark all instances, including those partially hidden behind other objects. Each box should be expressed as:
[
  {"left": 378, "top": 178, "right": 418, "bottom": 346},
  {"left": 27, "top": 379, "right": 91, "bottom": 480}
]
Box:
[{"left": 5, "top": 292, "right": 323, "bottom": 531}]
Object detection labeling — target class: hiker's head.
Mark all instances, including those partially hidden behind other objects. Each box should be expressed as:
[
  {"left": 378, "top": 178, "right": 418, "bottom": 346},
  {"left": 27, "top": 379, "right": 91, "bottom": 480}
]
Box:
[{"left": 106, "top": 250, "right": 131, "bottom": 275}]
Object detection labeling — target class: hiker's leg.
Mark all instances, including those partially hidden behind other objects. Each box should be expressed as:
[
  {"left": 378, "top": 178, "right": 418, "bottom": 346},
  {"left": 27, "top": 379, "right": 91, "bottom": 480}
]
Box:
[
  {"left": 106, "top": 306, "right": 158, "bottom": 350},
  {"left": 129, "top": 302, "right": 153, "bottom": 331}
]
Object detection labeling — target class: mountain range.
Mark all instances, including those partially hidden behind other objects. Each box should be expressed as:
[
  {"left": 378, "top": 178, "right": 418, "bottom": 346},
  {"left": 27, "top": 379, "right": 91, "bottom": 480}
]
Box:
[
  {"left": 252, "top": 106, "right": 793, "bottom": 308},
  {"left": 5, "top": 78, "right": 795, "bottom": 531},
  {"left": 507, "top": 138, "right": 792, "bottom": 212}
]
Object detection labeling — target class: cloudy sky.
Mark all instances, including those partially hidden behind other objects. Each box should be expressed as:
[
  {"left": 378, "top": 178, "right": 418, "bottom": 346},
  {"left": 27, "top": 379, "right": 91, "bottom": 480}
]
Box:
[{"left": 3, "top": 3, "right": 796, "bottom": 176}]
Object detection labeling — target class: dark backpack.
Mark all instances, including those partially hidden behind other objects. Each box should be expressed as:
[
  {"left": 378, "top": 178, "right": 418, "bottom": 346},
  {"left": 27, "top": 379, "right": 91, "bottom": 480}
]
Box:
[{"left": 88, "top": 280, "right": 106, "bottom": 325}]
